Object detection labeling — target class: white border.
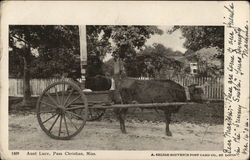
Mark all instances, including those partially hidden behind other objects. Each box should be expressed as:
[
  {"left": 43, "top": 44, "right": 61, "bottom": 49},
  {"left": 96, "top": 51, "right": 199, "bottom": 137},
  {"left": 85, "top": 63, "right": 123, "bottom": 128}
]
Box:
[{"left": 0, "top": 1, "right": 249, "bottom": 160}]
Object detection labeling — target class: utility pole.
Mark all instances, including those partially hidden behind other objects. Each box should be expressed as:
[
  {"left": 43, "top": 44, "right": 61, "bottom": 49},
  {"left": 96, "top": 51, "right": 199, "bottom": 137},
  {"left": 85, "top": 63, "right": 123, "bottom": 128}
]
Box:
[{"left": 79, "top": 25, "right": 87, "bottom": 88}]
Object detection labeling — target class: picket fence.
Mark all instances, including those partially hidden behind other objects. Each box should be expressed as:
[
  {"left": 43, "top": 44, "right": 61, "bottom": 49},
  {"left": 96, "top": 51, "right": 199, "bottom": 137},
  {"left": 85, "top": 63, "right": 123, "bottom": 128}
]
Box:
[
  {"left": 9, "top": 76, "right": 224, "bottom": 100},
  {"left": 9, "top": 78, "right": 67, "bottom": 97}
]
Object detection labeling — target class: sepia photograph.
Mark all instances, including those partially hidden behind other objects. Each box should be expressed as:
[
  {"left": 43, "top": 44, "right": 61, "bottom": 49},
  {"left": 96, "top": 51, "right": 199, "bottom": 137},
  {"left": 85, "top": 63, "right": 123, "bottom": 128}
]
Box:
[
  {"left": 1, "top": 1, "right": 249, "bottom": 160},
  {"left": 8, "top": 25, "right": 225, "bottom": 150}
]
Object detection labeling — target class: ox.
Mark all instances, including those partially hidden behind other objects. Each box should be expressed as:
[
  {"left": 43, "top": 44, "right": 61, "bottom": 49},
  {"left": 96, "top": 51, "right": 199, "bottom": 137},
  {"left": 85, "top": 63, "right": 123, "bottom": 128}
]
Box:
[
  {"left": 84, "top": 75, "right": 205, "bottom": 136},
  {"left": 112, "top": 78, "right": 205, "bottom": 136}
]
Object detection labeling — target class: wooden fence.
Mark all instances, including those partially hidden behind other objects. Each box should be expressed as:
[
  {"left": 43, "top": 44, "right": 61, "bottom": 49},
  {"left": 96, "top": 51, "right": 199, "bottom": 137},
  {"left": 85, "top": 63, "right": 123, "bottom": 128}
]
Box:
[
  {"left": 9, "top": 78, "right": 68, "bottom": 97},
  {"left": 9, "top": 76, "right": 224, "bottom": 100}
]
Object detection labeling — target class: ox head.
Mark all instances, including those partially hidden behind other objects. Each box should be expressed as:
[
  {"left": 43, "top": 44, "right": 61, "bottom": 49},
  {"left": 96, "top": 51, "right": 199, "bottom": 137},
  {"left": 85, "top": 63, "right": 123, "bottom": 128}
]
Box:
[{"left": 187, "top": 83, "right": 207, "bottom": 102}]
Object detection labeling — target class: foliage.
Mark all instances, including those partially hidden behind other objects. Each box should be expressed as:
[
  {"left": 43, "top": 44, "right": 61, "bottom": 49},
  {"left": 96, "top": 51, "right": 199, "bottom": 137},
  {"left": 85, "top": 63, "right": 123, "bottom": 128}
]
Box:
[
  {"left": 168, "top": 26, "right": 224, "bottom": 52},
  {"left": 8, "top": 25, "right": 160, "bottom": 105},
  {"left": 9, "top": 48, "right": 26, "bottom": 78},
  {"left": 184, "top": 47, "right": 224, "bottom": 77},
  {"left": 9, "top": 25, "right": 79, "bottom": 50},
  {"left": 124, "top": 43, "right": 183, "bottom": 78},
  {"left": 85, "top": 26, "right": 112, "bottom": 77},
  {"left": 32, "top": 48, "right": 81, "bottom": 79},
  {"left": 9, "top": 25, "right": 163, "bottom": 79},
  {"left": 9, "top": 25, "right": 225, "bottom": 79},
  {"left": 9, "top": 25, "right": 80, "bottom": 78},
  {"left": 9, "top": 25, "right": 83, "bottom": 104},
  {"left": 168, "top": 26, "right": 224, "bottom": 77},
  {"left": 102, "top": 58, "right": 115, "bottom": 76},
  {"left": 85, "top": 25, "right": 163, "bottom": 77},
  {"left": 110, "top": 26, "right": 163, "bottom": 60}
]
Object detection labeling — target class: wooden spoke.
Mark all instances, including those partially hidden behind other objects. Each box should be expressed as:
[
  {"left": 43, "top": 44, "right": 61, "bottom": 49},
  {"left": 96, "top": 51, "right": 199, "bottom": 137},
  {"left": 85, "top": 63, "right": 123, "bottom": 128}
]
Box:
[
  {"left": 63, "top": 114, "right": 70, "bottom": 137},
  {"left": 37, "top": 80, "right": 88, "bottom": 140},
  {"left": 42, "top": 113, "right": 57, "bottom": 124},
  {"left": 66, "top": 106, "right": 85, "bottom": 111},
  {"left": 63, "top": 89, "right": 74, "bottom": 106},
  {"left": 61, "top": 83, "right": 65, "bottom": 106},
  {"left": 65, "top": 95, "right": 81, "bottom": 107},
  {"left": 65, "top": 113, "right": 78, "bottom": 131},
  {"left": 54, "top": 87, "right": 60, "bottom": 105},
  {"left": 46, "top": 92, "right": 59, "bottom": 106},
  {"left": 49, "top": 114, "right": 60, "bottom": 132},
  {"left": 58, "top": 115, "right": 63, "bottom": 137},
  {"left": 66, "top": 111, "right": 84, "bottom": 120},
  {"left": 40, "top": 101, "right": 57, "bottom": 109}
]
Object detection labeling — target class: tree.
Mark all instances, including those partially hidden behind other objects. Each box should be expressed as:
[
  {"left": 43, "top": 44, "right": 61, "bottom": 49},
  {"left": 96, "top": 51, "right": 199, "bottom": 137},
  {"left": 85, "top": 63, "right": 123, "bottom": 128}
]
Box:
[
  {"left": 168, "top": 26, "right": 224, "bottom": 52},
  {"left": 184, "top": 47, "right": 223, "bottom": 77},
  {"left": 109, "top": 26, "right": 163, "bottom": 60},
  {"left": 124, "top": 43, "right": 183, "bottom": 78},
  {"left": 9, "top": 26, "right": 35, "bottom": 105},
  {"left": 168, "top": 26, "right": 224, "bottom": 76},
  {"left": 9, "top": 25, "right": 163, "bottom": 105},
  {"left": 85, "top": 25, "right": 163, "bottom": 77},
  {"left": 102, "top": 58, "right": 115, "bottom": 76},
  {"left": 9, "top": 25, "right": 80, "bottom": 105}
]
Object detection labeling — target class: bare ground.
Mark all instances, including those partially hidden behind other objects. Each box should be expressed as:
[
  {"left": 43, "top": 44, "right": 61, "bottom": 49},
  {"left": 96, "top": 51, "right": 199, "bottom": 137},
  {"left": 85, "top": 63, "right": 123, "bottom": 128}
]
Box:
[{"left": 9, "top": 100, "right": 224, "bottom": 151}]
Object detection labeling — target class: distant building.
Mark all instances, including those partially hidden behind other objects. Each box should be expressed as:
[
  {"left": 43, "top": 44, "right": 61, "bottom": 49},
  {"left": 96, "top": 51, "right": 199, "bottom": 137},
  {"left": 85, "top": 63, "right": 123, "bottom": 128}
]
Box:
[{"left": 190, "top": 62, "right": 198, "bottom": 75}]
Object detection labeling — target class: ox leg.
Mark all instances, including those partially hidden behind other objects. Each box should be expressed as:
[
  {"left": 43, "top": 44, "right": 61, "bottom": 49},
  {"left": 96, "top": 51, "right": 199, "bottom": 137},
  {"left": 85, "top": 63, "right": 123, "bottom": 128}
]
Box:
[
  {"left": 164, "top": 109, "right": 172, "bottom": 136},
  {"left": 114, "top": 108, "right": 128, "bottom": 134}
]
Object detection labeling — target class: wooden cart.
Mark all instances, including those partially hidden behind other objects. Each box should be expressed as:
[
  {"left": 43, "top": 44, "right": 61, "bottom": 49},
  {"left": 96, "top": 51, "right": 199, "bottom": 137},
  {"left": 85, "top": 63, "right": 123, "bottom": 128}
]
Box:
[
  {"left": 36, "top": 26, "right": 196, "bottom": 140},
  {"left": 36, "top": 80, "right": 195, "bottom": 140}
]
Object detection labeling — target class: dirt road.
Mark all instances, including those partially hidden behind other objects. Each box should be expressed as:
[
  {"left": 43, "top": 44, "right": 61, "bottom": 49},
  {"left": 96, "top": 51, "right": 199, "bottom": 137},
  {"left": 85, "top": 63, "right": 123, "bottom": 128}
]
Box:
[{"left": 9, "top": 103, "right": 224, "bottom": 150}]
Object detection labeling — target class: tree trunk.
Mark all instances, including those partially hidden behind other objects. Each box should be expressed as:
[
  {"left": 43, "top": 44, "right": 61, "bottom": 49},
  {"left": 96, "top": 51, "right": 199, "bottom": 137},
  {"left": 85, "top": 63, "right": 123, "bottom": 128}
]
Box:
[{"left": 22, "top": 47, "right": 31, "bottom": 106}]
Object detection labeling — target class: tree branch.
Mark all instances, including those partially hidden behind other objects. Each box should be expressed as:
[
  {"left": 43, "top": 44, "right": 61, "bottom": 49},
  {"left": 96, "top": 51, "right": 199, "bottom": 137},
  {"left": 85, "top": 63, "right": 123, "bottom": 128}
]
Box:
[{"left": 12, "top": 35, "right": 28, "bottom": 44}]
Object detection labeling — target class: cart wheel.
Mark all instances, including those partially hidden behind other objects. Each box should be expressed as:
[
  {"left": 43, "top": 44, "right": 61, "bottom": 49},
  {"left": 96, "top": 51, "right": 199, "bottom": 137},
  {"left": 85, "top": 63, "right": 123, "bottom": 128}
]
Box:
[
  {"left": 87, "top": 108, "right": 106, "bottom": 121},
  {"left": 36, "top": 80, "right": 88, "bottom": 140}
]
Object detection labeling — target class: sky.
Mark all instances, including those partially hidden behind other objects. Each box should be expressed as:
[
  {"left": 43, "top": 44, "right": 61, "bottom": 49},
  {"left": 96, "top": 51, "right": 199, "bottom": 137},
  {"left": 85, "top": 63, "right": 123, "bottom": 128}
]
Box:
[
  {"left": 145, "top": 26, "right": 187, "bottom": 53},
  {"left": 103, "top": 26, "right": 187, "bottom": 62}
]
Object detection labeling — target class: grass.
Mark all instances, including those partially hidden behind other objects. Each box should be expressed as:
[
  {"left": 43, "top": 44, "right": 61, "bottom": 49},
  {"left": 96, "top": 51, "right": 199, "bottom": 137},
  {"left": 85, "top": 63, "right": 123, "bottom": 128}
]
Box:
[{"left": 9, "top": 96, "right": 224, "bottom": 125}]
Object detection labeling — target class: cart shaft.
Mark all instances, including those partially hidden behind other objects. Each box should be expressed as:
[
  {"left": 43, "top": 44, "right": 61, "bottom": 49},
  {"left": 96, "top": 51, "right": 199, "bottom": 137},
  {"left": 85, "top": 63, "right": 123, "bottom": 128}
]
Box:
[{"left": 68, "top": 102, "right": 197, "bottom": 110}]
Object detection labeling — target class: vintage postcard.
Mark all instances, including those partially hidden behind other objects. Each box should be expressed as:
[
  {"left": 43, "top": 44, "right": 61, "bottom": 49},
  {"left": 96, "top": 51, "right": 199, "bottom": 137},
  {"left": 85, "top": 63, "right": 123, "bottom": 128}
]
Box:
[{"left": 0, "top": 1, "right": 249, "bottom": 160}]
